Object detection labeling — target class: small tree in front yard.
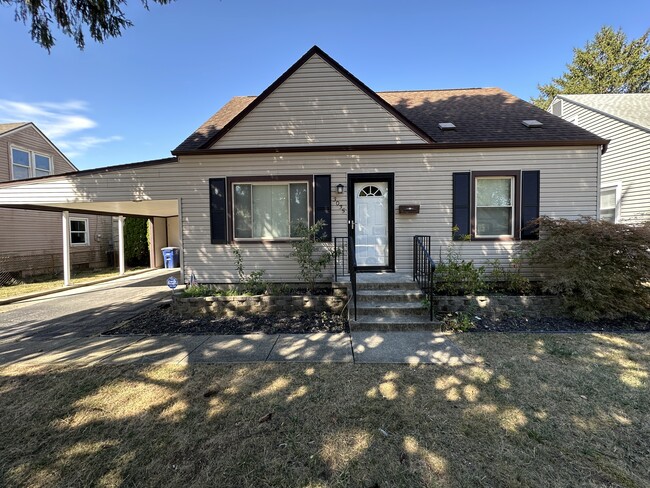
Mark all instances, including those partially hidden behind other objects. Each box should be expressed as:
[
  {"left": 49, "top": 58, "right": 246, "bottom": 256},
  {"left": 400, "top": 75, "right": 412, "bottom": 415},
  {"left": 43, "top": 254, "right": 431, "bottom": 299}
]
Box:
[
  {"left": 525, "top": 217, "right": 650, "bottom": 321},
  {"left": 289, "top": 220, "right": 337, "bottom": 294}
]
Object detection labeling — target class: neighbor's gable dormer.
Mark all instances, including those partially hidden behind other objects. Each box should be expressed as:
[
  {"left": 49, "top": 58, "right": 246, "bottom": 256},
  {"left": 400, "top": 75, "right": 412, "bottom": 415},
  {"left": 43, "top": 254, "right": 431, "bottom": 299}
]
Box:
[{"left": 209, "top": 48, "right": 430, "bottom": 149}]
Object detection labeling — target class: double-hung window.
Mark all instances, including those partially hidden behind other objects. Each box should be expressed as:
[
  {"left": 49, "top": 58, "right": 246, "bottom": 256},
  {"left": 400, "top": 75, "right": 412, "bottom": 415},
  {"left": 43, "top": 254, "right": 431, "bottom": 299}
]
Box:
[
  {"left": 474, "top": 176, "right": 515, "bottom": 238},
  {"left": 70, "top": 218, "right": 89, "bottom": 246},
  {"left": 453, "top": 170, "right": 538, "bottom": 241},
  {"left": 11, "top": 146, "right": 52, "bottom": 180},
  {"left": 600, "top": 184, "right": 621, "bottom": 223},
  {"left": 232, "top": 181, "right": 309, "bottom": 240}
]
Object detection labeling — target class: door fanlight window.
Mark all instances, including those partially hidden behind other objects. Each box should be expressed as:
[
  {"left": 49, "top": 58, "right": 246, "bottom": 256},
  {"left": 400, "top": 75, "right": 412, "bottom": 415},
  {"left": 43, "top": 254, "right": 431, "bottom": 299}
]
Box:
[{"left": 358, "top": 185, "right": 383, "bottom": 197}]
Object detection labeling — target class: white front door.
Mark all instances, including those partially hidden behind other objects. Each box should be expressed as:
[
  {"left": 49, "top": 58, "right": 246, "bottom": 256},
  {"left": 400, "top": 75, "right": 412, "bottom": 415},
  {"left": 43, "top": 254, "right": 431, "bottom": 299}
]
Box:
[{"left": 354, "top": 181, "right": 389, "bottom": 267}]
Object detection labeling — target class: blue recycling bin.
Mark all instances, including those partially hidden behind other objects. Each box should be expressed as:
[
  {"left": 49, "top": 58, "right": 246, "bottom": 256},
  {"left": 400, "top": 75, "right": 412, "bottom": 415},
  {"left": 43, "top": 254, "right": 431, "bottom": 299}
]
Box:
[{"left": 161, "top": 247, "right": 180, "bottom": 268}]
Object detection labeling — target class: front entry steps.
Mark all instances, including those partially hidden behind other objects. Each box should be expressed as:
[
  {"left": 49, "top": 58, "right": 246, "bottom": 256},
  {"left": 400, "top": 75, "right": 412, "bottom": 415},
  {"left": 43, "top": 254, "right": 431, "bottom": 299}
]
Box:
[{"left": 348, "top": 273, "right": 441, "bottom": 331}]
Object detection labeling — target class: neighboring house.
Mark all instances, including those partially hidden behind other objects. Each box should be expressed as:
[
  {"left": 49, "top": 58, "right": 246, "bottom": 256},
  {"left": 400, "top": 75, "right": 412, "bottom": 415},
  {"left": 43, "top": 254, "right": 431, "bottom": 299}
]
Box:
[
  {"left": 549, "top": 94, "right": 650, "bottom": 224},
  {"left": 0, "top": 47, "right": 607, "bottom": 284},
  {"left": 0, "top": 122, "right": 112, "bottom": 278}
]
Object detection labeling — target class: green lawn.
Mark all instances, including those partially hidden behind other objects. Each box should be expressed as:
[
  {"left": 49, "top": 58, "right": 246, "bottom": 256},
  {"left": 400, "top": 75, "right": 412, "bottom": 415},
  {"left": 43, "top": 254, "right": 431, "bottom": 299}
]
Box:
[
  {"left": 0, "top": 268, "right": 145, "bottom": 300},
  {"left": 1, "top": 332, "right": 648, "bottom": 487}
]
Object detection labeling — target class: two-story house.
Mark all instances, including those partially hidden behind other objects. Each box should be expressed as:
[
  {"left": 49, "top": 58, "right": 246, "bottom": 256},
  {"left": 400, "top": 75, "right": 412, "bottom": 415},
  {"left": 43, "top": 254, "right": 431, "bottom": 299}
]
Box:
[{"left": 0, "top": 122, "right": 112, "bottom": 280}]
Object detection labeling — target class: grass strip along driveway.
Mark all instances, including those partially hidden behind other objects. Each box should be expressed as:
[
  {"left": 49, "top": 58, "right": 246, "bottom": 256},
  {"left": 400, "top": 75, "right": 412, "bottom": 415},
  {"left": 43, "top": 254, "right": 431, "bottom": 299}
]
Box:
[
  {"left": 1, "top": 332, "right": 648, "bottom": 487},
  {"left": 0, "top": 268, "right": 146, "bottom": 301}
]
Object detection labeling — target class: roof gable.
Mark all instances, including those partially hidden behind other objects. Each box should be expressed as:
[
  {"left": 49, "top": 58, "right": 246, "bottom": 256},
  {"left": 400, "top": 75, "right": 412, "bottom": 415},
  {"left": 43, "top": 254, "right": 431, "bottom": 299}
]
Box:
[
  {"left": 0, "top": 122, "right": 77, "bottom": 170},
  {"left": 558, "top": 94, "right": 650, "bottom": 132},
  {"left": 174, "top": 46, "right": 431, "bottom": 152}
]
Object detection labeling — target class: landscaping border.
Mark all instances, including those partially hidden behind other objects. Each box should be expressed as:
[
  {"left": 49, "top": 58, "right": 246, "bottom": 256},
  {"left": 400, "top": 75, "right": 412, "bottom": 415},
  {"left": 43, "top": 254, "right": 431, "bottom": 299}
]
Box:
[
  {"left": 433, "top": 295, "right": 563, "bottom": 318},
  {"left": 172, "top": 285, "right": 348, "bottom": 317}
]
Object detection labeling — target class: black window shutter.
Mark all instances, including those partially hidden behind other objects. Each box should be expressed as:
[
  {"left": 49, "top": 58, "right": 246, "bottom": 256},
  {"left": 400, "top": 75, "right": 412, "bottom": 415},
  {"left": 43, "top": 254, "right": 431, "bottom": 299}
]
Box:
[
  {"left": 452, "top": 172, "right": 471, "bottom": 240},
  {"left": 209, "top": 178, "right": 228, "bottom": 244},
  {"left": 521, "top": 171, "right": 540, "bottom": 240},
  {"left": 313, "top": 175, "right": 331, "bottom": 241}
]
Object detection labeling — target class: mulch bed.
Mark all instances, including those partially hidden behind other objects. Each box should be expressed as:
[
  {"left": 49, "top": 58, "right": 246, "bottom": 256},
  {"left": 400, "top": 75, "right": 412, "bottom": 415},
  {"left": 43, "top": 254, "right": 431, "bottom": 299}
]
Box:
[
  {"left": 103, "top": 303, "right": 349, "bottom": 335},
  {"left": 104, "top": 304, "right": 649, "bottom": 336},
  {"left": 465, "top": 315, "right": 650, "bottom": 333}
]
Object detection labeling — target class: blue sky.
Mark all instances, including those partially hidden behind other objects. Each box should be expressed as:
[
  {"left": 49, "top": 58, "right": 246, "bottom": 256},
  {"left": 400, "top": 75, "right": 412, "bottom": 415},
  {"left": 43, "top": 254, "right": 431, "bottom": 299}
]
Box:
[{"left": 0, "top": 0, "right": 648, "bottom": 170}]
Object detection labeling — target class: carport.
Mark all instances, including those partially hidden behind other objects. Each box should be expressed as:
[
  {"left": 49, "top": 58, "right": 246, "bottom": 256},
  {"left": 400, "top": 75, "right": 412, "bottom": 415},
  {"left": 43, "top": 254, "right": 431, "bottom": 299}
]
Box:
[{"left": 0, "top": 157, "right": 183, "bottom": 285}]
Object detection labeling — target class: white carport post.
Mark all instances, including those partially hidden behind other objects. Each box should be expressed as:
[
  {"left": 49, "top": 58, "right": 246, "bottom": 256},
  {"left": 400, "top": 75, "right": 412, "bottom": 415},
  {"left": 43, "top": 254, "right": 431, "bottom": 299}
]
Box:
[
  {"left": 117, "top": 215, "right": 126, "bottom": 276},
  {"left": 62, "top": 211, "right": 71, "bottom": 286}
]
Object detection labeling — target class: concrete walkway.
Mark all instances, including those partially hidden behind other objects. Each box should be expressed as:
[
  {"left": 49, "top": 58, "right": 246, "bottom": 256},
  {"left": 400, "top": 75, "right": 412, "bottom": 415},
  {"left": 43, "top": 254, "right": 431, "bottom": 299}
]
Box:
[
  {"left": 0, "top": 330, "right": 473, "bottom": 366},
  {"left": 0, "top": 269, "right": 473, "bottom": 366}
]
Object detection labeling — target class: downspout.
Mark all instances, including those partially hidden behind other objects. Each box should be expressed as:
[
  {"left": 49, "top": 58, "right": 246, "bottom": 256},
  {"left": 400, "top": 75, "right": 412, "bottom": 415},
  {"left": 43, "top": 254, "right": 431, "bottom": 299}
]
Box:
[
  {"left": 596, "top": 146, "right": 602, "bottom": 219},
  {"left": 178, "top": 198, "right": 185, "bottom": 284}
]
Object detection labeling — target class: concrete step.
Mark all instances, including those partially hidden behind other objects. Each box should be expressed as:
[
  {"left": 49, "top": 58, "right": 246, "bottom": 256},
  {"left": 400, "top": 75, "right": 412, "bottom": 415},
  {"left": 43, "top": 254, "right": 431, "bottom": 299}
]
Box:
[
  {"left": 350, "top": 315, "right": 441, "bottom": 332},
  {"left": 356, "top": 289, "right": 425, "bottom": 302},
  {"left": 355, "top": 301, "right": 430, "bottom": 318},
  {"left": 355, "top": 281, "right": 420, "bottom": 291}
]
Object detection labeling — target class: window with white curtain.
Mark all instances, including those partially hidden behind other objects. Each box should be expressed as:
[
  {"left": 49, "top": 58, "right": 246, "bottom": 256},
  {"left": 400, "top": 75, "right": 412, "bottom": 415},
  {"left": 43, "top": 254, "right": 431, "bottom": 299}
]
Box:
[
  {"left": 474, "top": 176, "right": 514, "bottom": 238},
  {"left": 233, "top": 182, "right": 309, "bottom": 239}
]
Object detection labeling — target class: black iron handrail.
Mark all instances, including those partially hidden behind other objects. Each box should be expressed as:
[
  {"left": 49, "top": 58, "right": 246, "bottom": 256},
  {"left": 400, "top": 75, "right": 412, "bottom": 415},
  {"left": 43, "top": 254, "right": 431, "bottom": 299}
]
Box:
[
  {"left": 413, "top": 235, "right": 436, "bottom": 321},
  {"left": 334, "top": 236, "right": 357, "bottom": 321}
]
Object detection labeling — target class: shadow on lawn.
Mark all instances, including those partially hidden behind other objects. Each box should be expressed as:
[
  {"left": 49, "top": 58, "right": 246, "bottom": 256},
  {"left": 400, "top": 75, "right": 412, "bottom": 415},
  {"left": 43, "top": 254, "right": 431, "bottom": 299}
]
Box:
[{"left": 0, "top": 332, "right": 648, "bottom": 487}]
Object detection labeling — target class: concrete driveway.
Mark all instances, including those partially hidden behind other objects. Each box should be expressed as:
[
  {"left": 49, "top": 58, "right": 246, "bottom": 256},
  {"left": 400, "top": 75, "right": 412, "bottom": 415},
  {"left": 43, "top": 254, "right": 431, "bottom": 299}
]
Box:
[{"left": 0, "top": 268, "right": 178, "bottom": 342}]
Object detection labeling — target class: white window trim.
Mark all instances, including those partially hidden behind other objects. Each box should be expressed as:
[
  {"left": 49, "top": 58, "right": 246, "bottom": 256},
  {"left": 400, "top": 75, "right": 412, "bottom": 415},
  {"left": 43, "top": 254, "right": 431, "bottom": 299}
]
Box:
[
  {"left": 474, "top": 176, "right": 515, "bottom": 239},
  {"left": 70, "top": 217, "right": 90, "bottom": 246},
  {"left": 10, "top": 145, "right": 53, "bottom": 180},
  {"left": 600, "top": 182, "right": 622, "bottom": 223},
  {"left": 232, "top": 180, "right": 310, "bottom": 241}
]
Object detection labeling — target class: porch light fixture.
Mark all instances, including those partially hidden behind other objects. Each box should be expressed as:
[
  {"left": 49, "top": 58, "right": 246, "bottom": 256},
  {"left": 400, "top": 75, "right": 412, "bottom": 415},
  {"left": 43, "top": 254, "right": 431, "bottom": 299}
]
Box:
[{"left": 336, "top": 184, "right": 344, "bottom": 194}]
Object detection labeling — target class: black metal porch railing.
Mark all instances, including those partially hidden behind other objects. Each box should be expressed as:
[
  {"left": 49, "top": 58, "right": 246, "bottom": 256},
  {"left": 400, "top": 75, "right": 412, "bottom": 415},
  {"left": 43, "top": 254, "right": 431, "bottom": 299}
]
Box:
[
  {"left": 334, "top": 236, "right": 357, "bottom": 321},
  {"left": 413, "top": 235, "right": 436, "bottom": 321}
]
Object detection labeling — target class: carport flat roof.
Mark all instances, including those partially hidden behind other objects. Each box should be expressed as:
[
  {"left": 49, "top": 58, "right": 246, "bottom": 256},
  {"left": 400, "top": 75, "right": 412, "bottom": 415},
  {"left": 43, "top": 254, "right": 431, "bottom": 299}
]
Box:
[{"left": 0, "top": 157, "right": 180, "bottom": 218}]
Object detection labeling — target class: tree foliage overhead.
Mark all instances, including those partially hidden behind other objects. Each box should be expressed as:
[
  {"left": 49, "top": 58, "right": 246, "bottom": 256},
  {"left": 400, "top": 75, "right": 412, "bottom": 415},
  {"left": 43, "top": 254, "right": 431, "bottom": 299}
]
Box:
[
  {"left": 1, "top": 0, "right": 173, "bottom": 51},
  {"left": 532, "top": 26, "right": 650, "bottom": 109}
]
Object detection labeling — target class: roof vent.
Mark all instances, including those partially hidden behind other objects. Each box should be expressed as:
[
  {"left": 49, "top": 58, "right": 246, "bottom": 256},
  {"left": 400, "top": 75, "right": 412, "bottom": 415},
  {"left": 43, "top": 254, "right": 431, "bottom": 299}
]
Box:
[
  {"left": 438, "top": 122, "right": 456, "bottom": 131},
  {"left": 522, "top": 119, "right": 543, "bottom": 128}
]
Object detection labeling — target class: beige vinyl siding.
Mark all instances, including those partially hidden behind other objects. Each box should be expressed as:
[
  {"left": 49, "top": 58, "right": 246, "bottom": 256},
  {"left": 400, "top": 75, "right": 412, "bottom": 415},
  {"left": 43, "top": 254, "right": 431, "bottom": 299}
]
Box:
[
  {"left": 212, "top": 54, "right": 426, "bottom": 149},
  {"left": 560, "top": 100, "right": 650, "bottom": 224},
  {"left": 0, "top": 125, "right": 111, "bottom": 276},
  {"left": 0, "top": 125, "right": 74, "bottom": 180},
  {"left": 0, "top": 208, "right": 112, "bottom": 276},
  {"left": 0, "top": 147, "right": 598, "bottom": 283}
]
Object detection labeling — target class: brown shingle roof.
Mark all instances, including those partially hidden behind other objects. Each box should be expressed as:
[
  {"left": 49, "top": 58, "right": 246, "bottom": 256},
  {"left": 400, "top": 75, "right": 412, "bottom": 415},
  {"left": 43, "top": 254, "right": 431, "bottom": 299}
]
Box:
[
  {"left": 173, "top": 88, "right": 607, "bottom": 153},
  {"left": 0, "top": 122, "right": 29, "bottom": 136},
  {"left": 174, "top": 97, "right": 256, "bottom": 152}
]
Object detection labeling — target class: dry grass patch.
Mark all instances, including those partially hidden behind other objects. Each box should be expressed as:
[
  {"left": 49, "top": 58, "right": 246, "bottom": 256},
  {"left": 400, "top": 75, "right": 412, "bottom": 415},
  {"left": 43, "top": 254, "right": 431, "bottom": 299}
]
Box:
[
  {"left": 1, "top": 333, "right": 649, "bottom": 487},
  {"left": 0, "top": 268, "right": 144, "bottom": 300}
]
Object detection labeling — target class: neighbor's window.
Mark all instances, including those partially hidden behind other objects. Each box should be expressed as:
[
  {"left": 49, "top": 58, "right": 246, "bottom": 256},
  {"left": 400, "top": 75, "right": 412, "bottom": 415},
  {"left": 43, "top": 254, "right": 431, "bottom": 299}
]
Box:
[
  {"left": 233, "top": 182, "right": 309, "bottom": 239},
  {"left": 70, "top": 218, "right": 89, "bottom": 246},
  {"left": 600, "top": 185, "right": 620, "bottom": 223},
  {"left": 475, "top": 176, "right": 515, "bottom": 238},
  {"left": 11, "top": 146, "right": 52, "bottom": 180}
]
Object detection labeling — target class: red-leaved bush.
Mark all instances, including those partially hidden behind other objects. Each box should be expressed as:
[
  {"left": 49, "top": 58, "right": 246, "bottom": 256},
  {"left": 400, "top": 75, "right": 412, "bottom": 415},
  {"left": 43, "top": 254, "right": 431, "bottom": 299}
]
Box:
[{"left": 525, "top": 217, "right": 650, "bottom": 321}]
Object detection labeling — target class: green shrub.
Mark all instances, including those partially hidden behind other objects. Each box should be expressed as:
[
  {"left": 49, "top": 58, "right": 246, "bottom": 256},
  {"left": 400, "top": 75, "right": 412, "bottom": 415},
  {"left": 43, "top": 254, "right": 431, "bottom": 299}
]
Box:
[
  {"left": 181, "top": 285, "right": 243, "bottom": 298},
  {"left": 124, "top": 217, "right": 150, "bottom": 267},
  {"left": 288, "top": 220, "right": 337, "bottom": 294},
  {"left": 525, "top": 217, "right": 650, "bottom": 321},
  {"left": 433, "top": 247, "right": 488, "bottom": 295},
  {"left": 440, "top": 311, "right": 477, "bottom": 332},
  {"left": 231, "top": 246, "right": 268, "bottom": 295},
  {"left": 181, "top": 285, "right": 213, "bottom": 298},
  {"left": 487, "top": 257, "right": 532, "bottom": 295}
]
